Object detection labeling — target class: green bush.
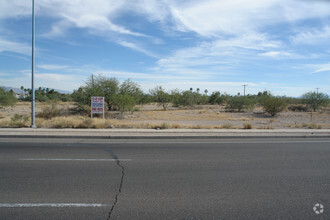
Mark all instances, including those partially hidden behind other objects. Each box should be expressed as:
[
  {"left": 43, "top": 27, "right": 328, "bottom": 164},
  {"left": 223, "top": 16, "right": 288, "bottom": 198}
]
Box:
[
  {"left": 150, "top": 86, "right": 171, "bottom": 110},
  {"left": 180, "top": 90, "right": 197, "bottom": 106},
  {"left": 261, "top": 96, "right": 287, "bottom": 116},
  {"left": 226, "top": 96, "right": 249, "bottom": 112},
  {"left": 209, "top": 91, "right": 227, "bottom": 105},
  {"left": 114, "top": 94, "right": 136, "bottom": 116},
  {"left": 0, "top": 88, "right": 17, "bottom": 108},
  {"left": 301, "top": 91, "right": 329, "bottom": 112}
]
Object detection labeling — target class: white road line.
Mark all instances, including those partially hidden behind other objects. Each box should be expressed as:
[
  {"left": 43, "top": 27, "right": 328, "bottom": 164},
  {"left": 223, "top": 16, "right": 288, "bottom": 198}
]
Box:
[
  {"left": 0, "top": 140, "right": 329, "bottom": 144},
  {"left": 0, "top": 203, "right": 107, "bottom": 208},
  {"left": 19, "top": 158, "right": 132, "bottom": 162}
]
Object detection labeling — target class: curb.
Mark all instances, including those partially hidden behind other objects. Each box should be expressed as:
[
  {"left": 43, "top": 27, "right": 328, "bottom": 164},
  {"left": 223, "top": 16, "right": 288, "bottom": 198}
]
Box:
[
  {"left": 0, "top": 134, "right": 329, "bottom": 139},
  {"left": 0, "top": 129, "right": 329, "bottom": 139}
]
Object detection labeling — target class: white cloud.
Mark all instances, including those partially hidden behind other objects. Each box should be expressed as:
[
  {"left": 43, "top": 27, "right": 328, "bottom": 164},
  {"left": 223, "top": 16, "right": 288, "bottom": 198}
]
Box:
[
  {"left": 37, "top": 64, "right": 69, "bottom": 70},
  {"left": 312, "top": 63, "right": 330, "bottom": 73},
  {"left": 116, "top": 40, "right": 158, "bottom": 58},
  {"left": 21, "top": 72, "right": 82, "bottom": 91},
  {"left": 0, "top": 0, "right": 30, "bottom": 19},
  {"left": 214, "top": 32, "right": 281, "bottom": 50},
  {"left": 156, "top": 32, "right": 281, "bottom": 73},
  {"left": 291, "top": 26, "right": 330, "bottom": 45},
  {"left": 169, "top": 0, "right": 330, "bottom": 37},
  {"left": 258, "top": 51, "right": 300, "bottom": 59},
  {"left": 24, "top": 72, "right": 73, "bottom": 81},
  {"left": 0, "top": 38, "right": 30, "bottom": 55},
  {"left": 0, "top": 72, "right": 10, "bottom": 76},
  {"left": 36, "top": 0, "right": 146, "bottom": 38}
]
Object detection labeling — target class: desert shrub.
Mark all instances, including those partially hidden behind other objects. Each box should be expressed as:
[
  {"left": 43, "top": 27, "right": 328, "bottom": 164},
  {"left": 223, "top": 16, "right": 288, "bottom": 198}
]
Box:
[
  {"left": 179, "top": 90, "right": 197, "bottom": 106},
  {"left": 301, "top": 91, "right": 329, "bottom": 112},
  {"left": 226, "top": 96, "right": 250, "bottom": 112},
  {"left": 152, "top": 122, "right": 169, "bottom": 129},
  {"left": 288, "top": 105, "right": 308, "bottom": 112},
  {"left": 302, "top": 123, "right": 322, "bottom": 129},
  {"left": 0, "top": 88, "right": 17, "bottom": 108},
  {"left": 170, "top": 89, "right": 181, "bottom": 107},
  {"left": 113, "top": 94, "right": 136, "bottom": 116},
  {"left": 243, "top": 123, "right": 253, "bottom": 129},
  {"left": 192, "top": 124, "right": 202, "bottom": 129},
  {"left": 209, "top": 91, "right": 228, "bottom": 105},
  {"left": 149, "top": 86, "right": 171, "bottom": 110},
  {"left": 222, "top": 123, "right": 233, "bottom": 129},
  {"left": 10, "top": 114, "right": 29, "bottom": 127},
  {"left": 77, "top": 118, "right": 93, "bottom": 128},
  {"left": 260, "top": 96, "right": 287, "bottom": 116},
  {"left": 38, "top": 102, "right": 61, "bottom": 119},
  {"left": 160, "top": 122, "right": 169, "bottom": 129}
]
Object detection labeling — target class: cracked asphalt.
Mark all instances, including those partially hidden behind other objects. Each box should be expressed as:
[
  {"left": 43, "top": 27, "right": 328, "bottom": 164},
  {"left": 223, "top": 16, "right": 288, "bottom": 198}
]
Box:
[{"left": 0, "top": 138, "right": 329, "bottom": 219}]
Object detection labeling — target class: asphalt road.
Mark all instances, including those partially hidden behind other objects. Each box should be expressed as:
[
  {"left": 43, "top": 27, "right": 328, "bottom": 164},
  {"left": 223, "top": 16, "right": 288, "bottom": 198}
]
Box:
[{"left": 0, "top": 138, "right": 329, "bottom": 219}]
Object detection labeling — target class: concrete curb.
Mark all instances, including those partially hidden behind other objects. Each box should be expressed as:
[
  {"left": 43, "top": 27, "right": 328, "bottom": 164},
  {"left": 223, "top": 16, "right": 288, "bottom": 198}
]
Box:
[{"left": 0, "top": 128, "right": 329, "bottom": 139}]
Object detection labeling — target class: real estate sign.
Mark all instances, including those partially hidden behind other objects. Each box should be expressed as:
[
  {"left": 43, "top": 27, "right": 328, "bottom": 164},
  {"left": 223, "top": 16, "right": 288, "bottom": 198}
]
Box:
[{"left": 91, "top": 96, "right": 104, "bottom": 120}]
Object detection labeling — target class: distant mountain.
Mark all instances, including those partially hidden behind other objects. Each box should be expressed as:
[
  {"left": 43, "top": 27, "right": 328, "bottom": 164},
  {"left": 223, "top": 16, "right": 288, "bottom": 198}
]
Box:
[
  {"left": 0, "top": 87, "right": 22, "bottom": 94},
  {"left": 0, "top": 86, "right": 71, "bottom": 94}
]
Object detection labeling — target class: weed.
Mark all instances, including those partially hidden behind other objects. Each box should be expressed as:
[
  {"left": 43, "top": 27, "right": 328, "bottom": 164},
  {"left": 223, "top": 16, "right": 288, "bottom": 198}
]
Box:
[
  {"left": 222, "top": 123, "right": 233, "bottom": 129},
  {"left": 160, "top": 122, "right": 169, "bottom": 129},
  {"left": 38, "top": 102, "right": 61, "bottom": 119},
  {"left": 302, "top": 123, "right": 322, "bottom": 129},
  {"left": 171, "top": 123, "right": 182, "bottom": 129},
  {"left": 132, "top": 107, "right": 140, "bottom": 112},
  {"left": 10, "top": 114, "right": 29, "bottom": 127},
  {"left": 243, "top": 123, "right": 253, "bottom": 129},
  {"left": 192, "top": 124, "right": 202, "bottom": 129}
]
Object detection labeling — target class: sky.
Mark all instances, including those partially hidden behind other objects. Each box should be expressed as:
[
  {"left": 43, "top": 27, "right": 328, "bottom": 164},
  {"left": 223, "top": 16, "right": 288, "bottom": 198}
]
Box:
[{"left": 0, "top": 0, "right": 330, "bottom": 97}]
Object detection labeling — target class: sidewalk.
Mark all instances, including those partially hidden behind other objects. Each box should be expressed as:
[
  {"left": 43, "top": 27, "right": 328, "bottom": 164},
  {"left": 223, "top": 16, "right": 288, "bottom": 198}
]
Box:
[{"left": 0, "top": 128, "right": 329, "bottom": 139}]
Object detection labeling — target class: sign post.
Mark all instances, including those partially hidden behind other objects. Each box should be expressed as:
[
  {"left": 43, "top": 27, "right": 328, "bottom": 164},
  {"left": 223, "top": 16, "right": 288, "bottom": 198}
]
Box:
[{"left": 91, "top": 96, "right": 105, "bottom": 122}]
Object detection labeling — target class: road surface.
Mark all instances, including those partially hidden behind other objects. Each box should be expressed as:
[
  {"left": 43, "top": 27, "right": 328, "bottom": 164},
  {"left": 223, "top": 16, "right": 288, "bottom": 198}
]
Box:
[{"left": 0, "top": 138, "right": 329, "bottom": 219}]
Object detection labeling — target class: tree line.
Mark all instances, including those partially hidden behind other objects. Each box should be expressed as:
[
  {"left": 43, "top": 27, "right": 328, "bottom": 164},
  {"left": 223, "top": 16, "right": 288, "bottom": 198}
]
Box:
[{"left": 1, "top": 75, "right": 329, "bottom": 117}]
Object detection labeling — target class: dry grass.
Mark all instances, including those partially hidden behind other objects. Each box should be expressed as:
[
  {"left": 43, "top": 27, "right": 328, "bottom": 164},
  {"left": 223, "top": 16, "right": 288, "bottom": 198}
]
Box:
[
  {"left": 301, "top": 123, "right": 322, "bottom": 129},
  {"left": 0, "top": 114, "right": 30, "bottom": 128},
  {"left": 37, "top": 116, "right": 115, "bottom": 129},
  {"left": 222, "top": 124, "right": 234, "bottom": 129},
  {"left": 243, "top": 123, "right": 253, "bottom": 129},
  {"left": 137, "top": 109, "right": 234, "bottom": 121},
  {"left": 1, "top": 102, "right": 329, "bottom": 129}
]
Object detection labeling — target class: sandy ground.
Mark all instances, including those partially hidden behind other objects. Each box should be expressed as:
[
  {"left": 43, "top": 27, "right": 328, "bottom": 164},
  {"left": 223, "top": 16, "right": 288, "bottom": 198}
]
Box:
[{"left": 0, "top": 102, "right": 329, "bottom": 129}]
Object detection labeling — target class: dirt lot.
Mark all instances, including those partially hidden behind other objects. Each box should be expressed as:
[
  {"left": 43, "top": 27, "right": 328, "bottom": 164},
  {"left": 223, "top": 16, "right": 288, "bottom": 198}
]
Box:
[{"left": 0, "top": 102, "right": 329, "bottom": 129}]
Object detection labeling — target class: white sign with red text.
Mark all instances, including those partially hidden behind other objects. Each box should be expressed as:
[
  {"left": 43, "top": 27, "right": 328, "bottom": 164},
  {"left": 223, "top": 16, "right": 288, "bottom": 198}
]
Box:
[{"left": 91, "top": 96, "right": 104, "bottom": 121}]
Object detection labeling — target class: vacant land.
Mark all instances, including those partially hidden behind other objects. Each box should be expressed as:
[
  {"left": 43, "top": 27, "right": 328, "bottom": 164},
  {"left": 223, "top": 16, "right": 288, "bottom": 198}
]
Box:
[{"left": 0, "top": 102, "right": 329, "bottom": 129}]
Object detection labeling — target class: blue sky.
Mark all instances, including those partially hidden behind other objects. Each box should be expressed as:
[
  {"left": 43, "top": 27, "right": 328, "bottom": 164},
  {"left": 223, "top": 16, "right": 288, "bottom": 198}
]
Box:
[{"left": 0, "top": 0, "right": 329, "bottom": 97}]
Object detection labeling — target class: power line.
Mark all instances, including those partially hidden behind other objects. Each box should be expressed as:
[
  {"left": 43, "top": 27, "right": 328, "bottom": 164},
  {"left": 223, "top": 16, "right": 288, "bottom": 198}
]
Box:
[{"left": 242, "top": 84, "right": 248, "bottom": 96}]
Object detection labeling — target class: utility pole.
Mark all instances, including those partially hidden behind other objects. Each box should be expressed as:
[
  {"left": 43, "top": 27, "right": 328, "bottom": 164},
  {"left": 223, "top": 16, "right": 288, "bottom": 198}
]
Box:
[
  {"left": 31, "top": 0, "right": 37, "bottom": 128},
  {"left": 242, "top": 84, "right": 248, "bottom": 96}
]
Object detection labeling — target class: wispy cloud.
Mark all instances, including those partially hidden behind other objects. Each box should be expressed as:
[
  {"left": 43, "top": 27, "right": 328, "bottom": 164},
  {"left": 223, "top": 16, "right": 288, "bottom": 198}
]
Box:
[
  {"left": 169, "top": 0, "right": 330, "bottom": 37},
  {"left": 312, "top": 63, "right": 330, "bottom": 73},
  {"left": 291, "top": 25, "right": 330, "bottom": 45},
  {"left": 37, "top": 0, "right": 147, "bottom": 38},
  {"left": 1, "top": 0, "right": 330, "bottom": 96},
  {"left": 0, "top": 38, "right": 30, "bottom": 55},
  {"left": 0, "top": 0, "right": 30, "bottom": 19},
  {"left": 38, "top": 64, "right": 69, "bottom": 70},
  {"left": 258, "top": 51, "right": 303, "bottom": 59},
  {"left": 116, "top": 40, "right": 158, "bottom": 58}
]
